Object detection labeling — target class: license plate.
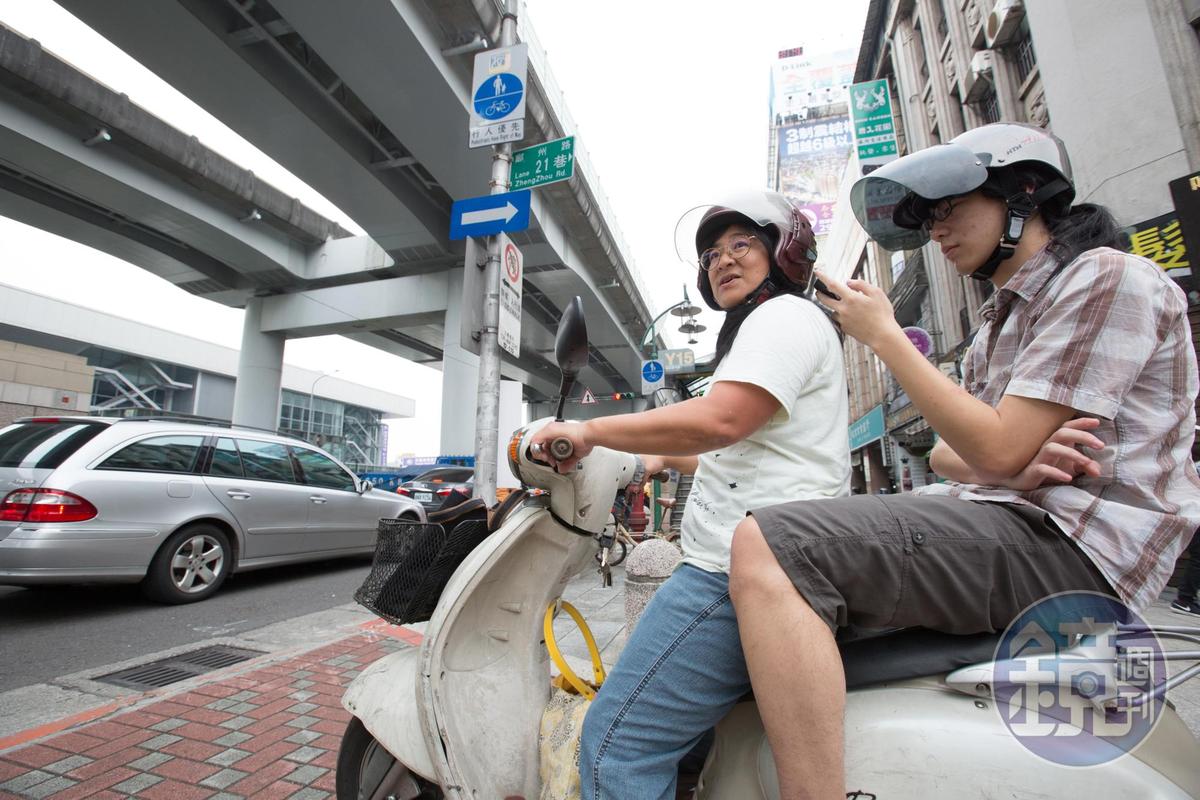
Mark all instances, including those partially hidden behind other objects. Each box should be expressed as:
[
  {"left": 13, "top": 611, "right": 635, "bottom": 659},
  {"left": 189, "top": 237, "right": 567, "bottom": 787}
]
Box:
[{"left": 415, "top": 492, "right": 433, "bottom": 502}]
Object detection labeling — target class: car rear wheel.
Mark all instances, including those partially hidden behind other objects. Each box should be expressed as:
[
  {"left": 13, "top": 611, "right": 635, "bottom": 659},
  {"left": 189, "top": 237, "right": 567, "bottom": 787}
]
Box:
[{"left": 142, "top": 523, "right": 231, "bottom": 604}]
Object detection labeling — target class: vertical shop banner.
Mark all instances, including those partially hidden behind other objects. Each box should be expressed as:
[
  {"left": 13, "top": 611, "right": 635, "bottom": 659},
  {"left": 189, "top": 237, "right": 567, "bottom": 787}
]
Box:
[
  {"left": 776, "top": 115, "right": 853, "bottom": 237},
  {"left": 849, "top": 78, "right": 899, "bottom": 172}
]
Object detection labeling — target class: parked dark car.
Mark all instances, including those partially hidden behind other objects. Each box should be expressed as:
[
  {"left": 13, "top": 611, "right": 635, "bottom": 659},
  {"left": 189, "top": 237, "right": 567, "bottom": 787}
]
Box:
[{"left": 397, "top": 467, "right": 474, "bottom": 512}]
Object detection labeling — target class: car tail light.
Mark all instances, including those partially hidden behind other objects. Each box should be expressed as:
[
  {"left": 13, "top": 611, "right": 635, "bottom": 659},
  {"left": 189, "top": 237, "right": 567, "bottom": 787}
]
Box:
[
  {"left": 396, "top": 487, "right": 411, "bottom": 496},
  {"left": 436, "top": 487, "right": 453, "bottom": 496},
  {"left": 0, "top": 488, "right": 98, "bottom": 523}
]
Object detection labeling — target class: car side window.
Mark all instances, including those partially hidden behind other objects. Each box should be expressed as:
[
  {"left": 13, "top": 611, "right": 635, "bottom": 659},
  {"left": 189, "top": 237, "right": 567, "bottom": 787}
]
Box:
[
  {"left": 97, "top": 435, "right": 205, "bottom": 474},
  {"left": 207, "top": 437, "right": 244, "bottom": 478},
  {"left": 292, "top": 448, "right": 357, "bottom": 491},
  {"left": 236, "top": 439, "right": 298, "bottom": 483}
]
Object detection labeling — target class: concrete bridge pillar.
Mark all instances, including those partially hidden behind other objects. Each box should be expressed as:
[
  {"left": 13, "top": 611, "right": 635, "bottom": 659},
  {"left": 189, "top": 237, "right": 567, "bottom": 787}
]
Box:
[
  {"left": 440, "top": 271, "right": 480, "bottom": 457},
  {"left": 232, "top": 296, "right": 285, "bottom": 430},
  {"left": 440, "top": 271, "right": 523, "bottom": 489}
]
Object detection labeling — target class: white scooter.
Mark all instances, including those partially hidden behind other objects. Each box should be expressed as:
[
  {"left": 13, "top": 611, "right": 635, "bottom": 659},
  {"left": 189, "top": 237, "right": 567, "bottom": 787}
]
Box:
[{"left": 337, "top": 297, "right": 1200, "bottom": 799}]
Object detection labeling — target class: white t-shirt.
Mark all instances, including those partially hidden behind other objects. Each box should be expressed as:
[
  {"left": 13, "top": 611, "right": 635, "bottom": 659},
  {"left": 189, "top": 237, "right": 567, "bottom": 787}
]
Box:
[{"left": 681, "top": 294, "right": 851, "bottom": 574}]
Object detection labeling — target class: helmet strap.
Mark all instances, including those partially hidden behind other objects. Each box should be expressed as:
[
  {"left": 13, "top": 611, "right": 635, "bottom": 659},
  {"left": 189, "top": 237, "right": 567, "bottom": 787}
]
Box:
[
  {"left": 969, "top": 172, "right": 1038, "bottom": 282},
  {"left": 745, "top": 276, "right": 779, "bottom": 306}
]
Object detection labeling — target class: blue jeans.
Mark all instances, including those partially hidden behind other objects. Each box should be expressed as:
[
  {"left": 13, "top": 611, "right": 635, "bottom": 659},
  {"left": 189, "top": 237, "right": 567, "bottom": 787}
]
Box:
[{"left": 579, "top": 564, "right": 750, "bottom": 800}]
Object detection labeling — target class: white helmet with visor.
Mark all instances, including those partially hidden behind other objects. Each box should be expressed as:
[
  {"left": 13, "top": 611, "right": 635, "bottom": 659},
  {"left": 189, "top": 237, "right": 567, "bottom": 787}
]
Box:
[{"left": 849, "top": 123, "right": 1074, "bottom": 279}]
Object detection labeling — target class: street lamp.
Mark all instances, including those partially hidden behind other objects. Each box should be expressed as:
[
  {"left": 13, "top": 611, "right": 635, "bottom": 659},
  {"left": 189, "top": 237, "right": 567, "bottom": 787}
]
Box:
[
  {"left": 640, "top": 285, "right": 703, "bottom": 359},
  {"left": 306, "top": 371, "right": 339, "bottom": 442}
]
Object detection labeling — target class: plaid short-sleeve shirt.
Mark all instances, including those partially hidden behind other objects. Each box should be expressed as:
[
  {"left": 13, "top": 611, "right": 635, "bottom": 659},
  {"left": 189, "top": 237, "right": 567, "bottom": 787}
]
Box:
[{"left": 916, "top": 246, "right": 1200, "bottom": 612}]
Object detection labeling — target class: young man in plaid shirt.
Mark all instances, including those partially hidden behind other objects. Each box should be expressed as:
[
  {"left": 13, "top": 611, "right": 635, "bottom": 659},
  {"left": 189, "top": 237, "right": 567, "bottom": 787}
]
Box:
[{"left": 729, "top": 123, "right": 1200, "bottom": 799}]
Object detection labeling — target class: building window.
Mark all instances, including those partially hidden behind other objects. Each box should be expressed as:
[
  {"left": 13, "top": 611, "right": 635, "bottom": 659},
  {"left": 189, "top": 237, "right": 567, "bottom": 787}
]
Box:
[
  {"left": 1013, "top": 27, "right": 1037, "bottom": 85},
  {"left": 980, "top": 88, "right": 1002, "bottom": 124}
]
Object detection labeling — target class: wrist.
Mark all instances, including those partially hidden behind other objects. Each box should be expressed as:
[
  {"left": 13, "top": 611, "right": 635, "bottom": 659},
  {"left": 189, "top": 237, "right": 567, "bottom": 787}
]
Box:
[
  {"left": 578, "top": 418, "right": 598, "bottom": 449},
  {"left": 870, "top": 324, "right": 912, "bottom": 360},
  {"left": 629, "top": 454, "right": 647, "bottom": 487}
]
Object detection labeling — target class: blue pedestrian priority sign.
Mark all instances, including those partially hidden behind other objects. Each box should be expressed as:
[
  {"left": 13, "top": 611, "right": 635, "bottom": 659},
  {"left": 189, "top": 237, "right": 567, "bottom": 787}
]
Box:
[
  {"left": 469, "top": 44, "right": 528, "bottom": 144},
  {"left": 641, "top": 359, "right": 665, "bottom": 396},
  {"left": 449, "top": 190, "right": 532, "bottom": 240},
  {"left": 473, "top": 73, "right": 524, "bottom": 121}
]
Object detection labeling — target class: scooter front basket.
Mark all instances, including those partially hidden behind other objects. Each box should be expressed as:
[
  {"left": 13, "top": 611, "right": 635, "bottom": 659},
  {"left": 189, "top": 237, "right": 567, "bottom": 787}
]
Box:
[{"left": 355, "top": 517, "right": 491, "bottom": 625}]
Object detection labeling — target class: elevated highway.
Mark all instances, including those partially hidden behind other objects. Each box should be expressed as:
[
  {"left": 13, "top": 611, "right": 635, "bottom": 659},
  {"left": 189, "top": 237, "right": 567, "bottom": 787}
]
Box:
[{"left": 0, "top": 0, "right": 654, "bottom": 448}]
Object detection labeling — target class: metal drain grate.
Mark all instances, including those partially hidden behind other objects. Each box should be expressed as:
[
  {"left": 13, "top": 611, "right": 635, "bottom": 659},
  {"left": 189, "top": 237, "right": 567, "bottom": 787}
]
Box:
[{"left": 96, "top": 644, "right": 265, "bottom": 690}]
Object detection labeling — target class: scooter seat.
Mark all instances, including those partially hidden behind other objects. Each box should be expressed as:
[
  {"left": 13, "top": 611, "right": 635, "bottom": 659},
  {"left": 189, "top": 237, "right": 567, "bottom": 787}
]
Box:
[
  {"left": 837, "top": 627, "right": 1004, "bottom": 689},
  {"left": 427, "top": 497, "right": 488, "bottom": 528}
]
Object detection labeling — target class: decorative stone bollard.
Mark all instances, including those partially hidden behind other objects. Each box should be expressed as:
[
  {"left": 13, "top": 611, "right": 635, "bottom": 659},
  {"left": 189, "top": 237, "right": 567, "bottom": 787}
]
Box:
[{"left": 624, "top": 538, "right": 682, "bottom": 632}]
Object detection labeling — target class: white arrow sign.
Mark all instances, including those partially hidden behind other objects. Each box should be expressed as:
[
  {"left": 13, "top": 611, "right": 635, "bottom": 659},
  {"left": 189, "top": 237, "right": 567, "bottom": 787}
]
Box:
[{"left": 461, "top": 202, "right": 518, "bottom": 226}]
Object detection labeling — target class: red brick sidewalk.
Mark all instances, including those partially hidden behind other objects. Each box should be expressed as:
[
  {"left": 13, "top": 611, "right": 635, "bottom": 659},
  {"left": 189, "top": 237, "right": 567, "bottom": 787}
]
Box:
[{"left": 0, "top": 621, "right": 422, "bottom": 800}]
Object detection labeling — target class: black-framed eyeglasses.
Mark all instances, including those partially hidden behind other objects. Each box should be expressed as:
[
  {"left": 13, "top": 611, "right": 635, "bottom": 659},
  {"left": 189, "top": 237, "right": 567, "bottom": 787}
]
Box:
[
  {"left": 699, "top": 234, "right": 759, "bottom": 271},
  {"left": 921, "top": 195, "right": 964, "bottom": 232}
]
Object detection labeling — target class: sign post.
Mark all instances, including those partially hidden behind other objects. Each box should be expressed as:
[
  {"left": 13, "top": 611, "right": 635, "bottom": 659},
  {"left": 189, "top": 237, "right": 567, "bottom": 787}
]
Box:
[{"left": 468, "top": 5, "right": 524, "bottom": 505}]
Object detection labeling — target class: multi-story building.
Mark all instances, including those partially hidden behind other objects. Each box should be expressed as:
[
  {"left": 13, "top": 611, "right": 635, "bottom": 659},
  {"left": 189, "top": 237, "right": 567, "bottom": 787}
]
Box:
[
  {"left": 0, "top": 284, "right": 414, "bottom": 468},
  {"left": 828, "top": 0, "right": 1200, "bottom": 492}
]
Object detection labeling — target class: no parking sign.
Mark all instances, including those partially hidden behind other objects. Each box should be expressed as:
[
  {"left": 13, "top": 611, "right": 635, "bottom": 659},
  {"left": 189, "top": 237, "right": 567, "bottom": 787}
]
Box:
[{"left": 498, "top": 233, "right": 523, "bottom": 357}]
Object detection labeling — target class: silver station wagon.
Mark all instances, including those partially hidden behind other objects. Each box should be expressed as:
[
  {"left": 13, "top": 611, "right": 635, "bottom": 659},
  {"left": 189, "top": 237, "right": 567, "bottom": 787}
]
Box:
[{"left": 0, "top": 416, "right": 424, "bottom": 603}]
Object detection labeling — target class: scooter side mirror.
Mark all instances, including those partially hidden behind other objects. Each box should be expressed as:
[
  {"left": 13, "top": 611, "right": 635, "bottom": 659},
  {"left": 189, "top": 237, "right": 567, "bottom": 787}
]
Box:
[
  {"left": 554, "top": 297, "right": 588, "bottom": 421},
  {"left": 555, "top": 296, "right": 589, "bottom": 377}
]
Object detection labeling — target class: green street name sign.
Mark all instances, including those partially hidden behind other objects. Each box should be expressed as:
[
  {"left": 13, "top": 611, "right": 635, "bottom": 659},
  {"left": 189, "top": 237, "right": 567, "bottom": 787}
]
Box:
[{"left": 510, "top": 135, "right": 575, "bottom": 190}]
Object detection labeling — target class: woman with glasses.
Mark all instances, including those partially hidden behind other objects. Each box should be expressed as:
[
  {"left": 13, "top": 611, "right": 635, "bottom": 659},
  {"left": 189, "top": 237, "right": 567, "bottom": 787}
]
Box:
[
  {"left": 531, "top": 190, "right": 849, "bottom": 799},
  {"left": 729, "top": 122, "right": 1200, "bottom": 798}
]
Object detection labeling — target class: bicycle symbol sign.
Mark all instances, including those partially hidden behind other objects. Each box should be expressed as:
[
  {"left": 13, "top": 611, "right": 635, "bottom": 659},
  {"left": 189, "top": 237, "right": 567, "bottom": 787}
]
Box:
[{"left": 473, "top": 72, "right": 524, "bottom": 121}]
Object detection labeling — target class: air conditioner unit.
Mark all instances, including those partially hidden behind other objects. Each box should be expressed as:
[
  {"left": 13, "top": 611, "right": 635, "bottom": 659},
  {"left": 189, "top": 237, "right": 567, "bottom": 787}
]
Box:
[
  {"left": 964, "top": 49, "right": 995, "bottom": 101},
  {"left": 985, "top": 0, "right": 1025, "bottom": 47}
]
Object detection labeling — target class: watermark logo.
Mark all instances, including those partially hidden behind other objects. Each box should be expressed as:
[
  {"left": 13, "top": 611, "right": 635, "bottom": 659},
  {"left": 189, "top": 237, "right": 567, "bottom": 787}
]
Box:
[{"left": 993, "top": 591, "right": 1166, "bottom": 766}]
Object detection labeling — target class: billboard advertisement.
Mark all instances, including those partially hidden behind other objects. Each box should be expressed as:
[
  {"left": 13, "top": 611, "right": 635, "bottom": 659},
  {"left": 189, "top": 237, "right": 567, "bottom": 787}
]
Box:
[
  {"left": 770, "top": 47, "right": 857, "bottom": 121},
  {"left": 776, "top": 115, "right": 854, "bottom": 237}
]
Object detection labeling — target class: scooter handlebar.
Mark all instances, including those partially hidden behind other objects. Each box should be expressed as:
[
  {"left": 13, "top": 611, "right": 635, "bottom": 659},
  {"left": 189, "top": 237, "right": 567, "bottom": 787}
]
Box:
[{"left": 549, "top": 437, "right": 575, "bottom": 460}]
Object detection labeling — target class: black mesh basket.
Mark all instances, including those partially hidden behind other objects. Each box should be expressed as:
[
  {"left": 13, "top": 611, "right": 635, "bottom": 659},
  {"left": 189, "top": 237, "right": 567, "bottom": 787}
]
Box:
[{"left": 355, "top": 517, "right": 492, "bottom": 625}]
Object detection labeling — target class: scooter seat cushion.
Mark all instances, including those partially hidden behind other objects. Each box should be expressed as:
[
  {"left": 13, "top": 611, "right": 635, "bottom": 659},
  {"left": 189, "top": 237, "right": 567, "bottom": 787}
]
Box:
[{"left": 838, "top": 627, "right": 1004, "bottom": 689}]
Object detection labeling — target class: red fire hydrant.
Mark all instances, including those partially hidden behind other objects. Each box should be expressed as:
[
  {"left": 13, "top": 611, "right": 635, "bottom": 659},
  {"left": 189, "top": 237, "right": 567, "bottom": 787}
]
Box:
[{"left": 625, "top": 482, "right": 649, "bottom": 533}]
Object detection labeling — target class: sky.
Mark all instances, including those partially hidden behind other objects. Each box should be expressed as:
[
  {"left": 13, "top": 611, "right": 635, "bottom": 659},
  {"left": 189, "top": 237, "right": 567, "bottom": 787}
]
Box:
[{"left": 0, "top": 0, "right": 868, "bottom": 461}]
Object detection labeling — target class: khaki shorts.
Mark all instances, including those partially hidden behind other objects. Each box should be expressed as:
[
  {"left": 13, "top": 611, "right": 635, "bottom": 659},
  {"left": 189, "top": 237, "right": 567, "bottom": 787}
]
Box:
[{"left": 749, "top": 494, "right": 1115, "bottom": 635}]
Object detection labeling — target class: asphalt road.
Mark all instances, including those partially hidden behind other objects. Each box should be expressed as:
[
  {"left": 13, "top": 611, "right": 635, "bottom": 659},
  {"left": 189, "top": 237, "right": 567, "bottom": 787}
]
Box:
[{"left": 0, "top": 556, "right": 374, "bottom": 693}]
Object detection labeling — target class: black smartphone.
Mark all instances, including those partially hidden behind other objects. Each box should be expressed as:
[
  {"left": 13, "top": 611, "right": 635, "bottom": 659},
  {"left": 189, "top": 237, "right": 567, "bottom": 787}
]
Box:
[{"left": 812, "top": 278, "right": 840, "bottom": 301}]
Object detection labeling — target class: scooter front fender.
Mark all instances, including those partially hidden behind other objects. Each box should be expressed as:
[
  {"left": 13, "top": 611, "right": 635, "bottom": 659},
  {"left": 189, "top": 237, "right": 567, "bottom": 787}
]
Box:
[{"left": 341, "top": 645, "right": 438, "bottom": 782}]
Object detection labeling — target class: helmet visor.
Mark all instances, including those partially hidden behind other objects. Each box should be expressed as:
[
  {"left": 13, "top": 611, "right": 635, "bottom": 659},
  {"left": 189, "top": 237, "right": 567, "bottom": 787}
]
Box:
[
  {"left": 849, "top": 142, "right": 989, "bottom": 251},
  {"left": 674, "top": 190, "right": 794, "bottom": 266}
]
